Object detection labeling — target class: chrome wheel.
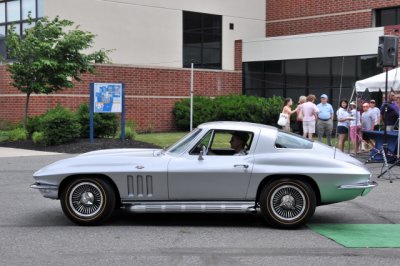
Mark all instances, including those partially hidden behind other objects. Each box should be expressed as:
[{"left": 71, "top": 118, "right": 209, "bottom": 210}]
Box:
[
  {"left": 259, "top": 179, "right": 316, "bottom": 229},
  {"left": 270, "top": 185, "right": 305, "bottom": 221},
  {"left": 69, "top": 182, "right": 104, "bottom": 217},
  {"left": 61, "top": 177, "right": 116, "bottom": 225}
]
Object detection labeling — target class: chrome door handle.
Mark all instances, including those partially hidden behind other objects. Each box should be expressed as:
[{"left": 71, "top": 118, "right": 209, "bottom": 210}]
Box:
[{"left": 234, "top": 164, "right": 249, "bottom": 169}]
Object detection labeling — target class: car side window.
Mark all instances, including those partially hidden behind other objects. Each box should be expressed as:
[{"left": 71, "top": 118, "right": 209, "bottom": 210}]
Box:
[
  {"left": 189, "top": 130, "right": 214, "bottom": 155},
  {"left": 190, "top": 130, "right": 253, "bottom": 156},
  {"left": 275, "top": 131, "right": 313, "bottom": 149}
]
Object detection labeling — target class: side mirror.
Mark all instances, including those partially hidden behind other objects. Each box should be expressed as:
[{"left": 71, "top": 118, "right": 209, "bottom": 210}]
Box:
[{"left": 198, "top": 145, "right": 207, "bottom": 160}]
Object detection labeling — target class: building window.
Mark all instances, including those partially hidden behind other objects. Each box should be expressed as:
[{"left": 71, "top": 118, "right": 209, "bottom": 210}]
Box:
[
  {"left": 376, "top": 6, "right": 400, "bottom": 27},
  {"left": 243, "top": 55, "right": 381, "bottom": 107},
  {"left": 0, "top": 0, "right": 43, "bottom": 59},
  {"left": 183, "top": 11, "right": 222, "bottom": 69}
]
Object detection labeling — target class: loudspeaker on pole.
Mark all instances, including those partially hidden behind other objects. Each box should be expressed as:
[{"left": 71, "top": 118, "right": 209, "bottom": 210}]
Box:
[{"left": 377, "top": 35, "right": 399, "bottom": 68}]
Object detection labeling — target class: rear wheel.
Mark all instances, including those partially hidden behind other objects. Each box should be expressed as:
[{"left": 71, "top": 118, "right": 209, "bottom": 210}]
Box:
[
  {"left": 60, "top": 177, "right": 116, "bottom": 225},
  {"left": 259, "top": 178, "right": 316, "bottom": 229}
]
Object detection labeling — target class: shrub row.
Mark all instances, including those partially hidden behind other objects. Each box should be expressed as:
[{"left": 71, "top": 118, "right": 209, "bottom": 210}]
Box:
[
  {"left": 27, "top": 104, "right": 122, "bottom": 146},
  {"left": 173, "top": 95, "right": 284, "bottom": 130}
]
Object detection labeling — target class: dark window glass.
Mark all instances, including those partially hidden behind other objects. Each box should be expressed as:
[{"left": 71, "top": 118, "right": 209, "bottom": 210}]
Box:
[
  {"left": 286, "top": 59, "right": 306, "bottom": 89},
  {"left": 308, "top": 58, "right": 330, "bottom": 88},
  {"left": 244, "top": 62, "right": 264, "bottom": 89},
  {"left": 183, "top": 11, "right": 222, "bottom": 69},
  {"left": 358, "top": 55, "right": 380, "bottom": 80},
  {"left": 265, "top": 60, "right": 284, "bottom": 90},
  {"left": 376, "top": 7, "right": 400, "bottom": 27},
  {"left": 243, "top": 55, "right": 378, "bottom": 106},
  {"left": 286, "top": 88, "right": 307, "bottom": 103},
  {"left": 0, "top": 0, "right": 42, "bottom": 59}
]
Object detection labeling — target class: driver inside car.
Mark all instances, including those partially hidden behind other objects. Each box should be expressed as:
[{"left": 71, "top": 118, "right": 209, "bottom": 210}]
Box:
[{"left": 230, "top": 131, "right": 249, "bottom": 155}]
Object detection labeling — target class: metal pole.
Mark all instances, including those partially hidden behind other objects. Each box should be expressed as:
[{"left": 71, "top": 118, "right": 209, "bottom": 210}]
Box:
[
  {"left": 190, "top": 62, "right": 194, "bottom": 131},
  {"left": 383, "top": 68, "right": 388, "bottom": 157}
]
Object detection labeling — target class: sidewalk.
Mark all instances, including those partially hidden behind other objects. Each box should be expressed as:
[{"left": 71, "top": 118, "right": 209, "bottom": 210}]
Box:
[{"left": 0, "top": 147, "right": 63, "bottom": 157}]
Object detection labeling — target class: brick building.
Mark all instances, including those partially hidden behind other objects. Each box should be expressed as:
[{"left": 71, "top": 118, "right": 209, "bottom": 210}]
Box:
[{"left": 1, "top": 0, "right": 400, "bottom": 131}]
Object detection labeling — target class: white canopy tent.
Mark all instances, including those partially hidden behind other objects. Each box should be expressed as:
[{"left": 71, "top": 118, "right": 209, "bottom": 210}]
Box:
[
  {"left": 354, "top": 67, "right": 400, "bottom": 169},
  {"left": 355, "top": 67, "right": 400, "bottom": 92}
]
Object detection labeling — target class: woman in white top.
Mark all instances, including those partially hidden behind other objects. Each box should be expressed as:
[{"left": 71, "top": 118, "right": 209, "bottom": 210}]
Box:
[
  {"left": 336, "top": 99, "right": 352, "bottom": 152},
  {"left": 281, "top": 98, "right": 298, "bottom": 132},
  {"left": 349, "top": 101, "right": 362, "bottom": 154}
]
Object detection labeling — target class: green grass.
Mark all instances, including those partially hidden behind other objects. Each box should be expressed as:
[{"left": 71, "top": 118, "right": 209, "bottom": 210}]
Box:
[{"left": 136, "top": 132, "right": 187, "bottom": 148}]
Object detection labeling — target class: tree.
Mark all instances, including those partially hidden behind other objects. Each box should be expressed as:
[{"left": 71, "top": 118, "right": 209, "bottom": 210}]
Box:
[{"left": 5, "top": 15, "right": 110, "bottom": 128}]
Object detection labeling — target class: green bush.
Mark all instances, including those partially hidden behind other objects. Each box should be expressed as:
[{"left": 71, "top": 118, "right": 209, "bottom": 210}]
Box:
[
  {"left": 173, "top": 95, "right": 284, "bottom": 130},
  {"left": 39, "top": 105, "right": 81, "bottom": 146},
  {"left": 8, "top": 127, "right": 28, "bottom": 141},
  {"left": 26, "top": 116, "right": 42, "bottom": 135},
  {"left": 115, "top": 121, "right": 137, "bottom": 140},
  {"left": 76, "top": 103, "right": 119, "bottom": 138},
  {"left": 173, "top": 96, "right": 216, "bottom": 130},
  {"left": 32, "top": 131, "right": 44, "bottom": 144}
]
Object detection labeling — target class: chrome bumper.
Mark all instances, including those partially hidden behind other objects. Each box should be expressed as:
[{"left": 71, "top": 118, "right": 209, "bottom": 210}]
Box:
[
  {"left": 337, "top": 180, "right": 378, "bottom": 196},
  {"left": 30, "top": 183, "right": 58, "bottom": 199}
]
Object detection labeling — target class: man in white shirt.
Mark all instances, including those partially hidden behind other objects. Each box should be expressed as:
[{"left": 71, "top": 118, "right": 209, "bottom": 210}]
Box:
[{"left": 369, "top": 99, "right": 380, "bottom": 131}]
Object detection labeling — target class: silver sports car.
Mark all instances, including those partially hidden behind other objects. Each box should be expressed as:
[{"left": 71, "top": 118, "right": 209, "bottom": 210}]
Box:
[{"left": 31, "top": 121, "right": 377, "bottom": 228}]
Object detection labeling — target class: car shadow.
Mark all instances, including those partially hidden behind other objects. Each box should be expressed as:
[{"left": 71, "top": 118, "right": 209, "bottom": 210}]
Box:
[{"left": 108, "top": 209, "right": 267, "bottom": 228}]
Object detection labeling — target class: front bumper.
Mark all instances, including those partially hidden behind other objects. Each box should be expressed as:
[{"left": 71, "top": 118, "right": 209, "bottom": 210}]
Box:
[
  {"left": 30, "top": 183, "right": 58, "bottom": 199},
  {"left": 337, "top": 180, "right": 378, "bottom": 196}
]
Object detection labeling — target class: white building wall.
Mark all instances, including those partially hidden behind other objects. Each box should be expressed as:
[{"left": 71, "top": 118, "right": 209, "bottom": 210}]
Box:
[
  {"left": 44, "top": 0, "right": 265, "bottom": 70},
  {"left": 243, "top": 27, "right": 385, "bottom": 62}
]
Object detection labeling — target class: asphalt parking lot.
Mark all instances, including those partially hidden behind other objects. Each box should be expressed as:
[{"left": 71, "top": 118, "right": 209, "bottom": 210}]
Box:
[{"left": 1, "top": 148, "right": 400, "bottom": 265}]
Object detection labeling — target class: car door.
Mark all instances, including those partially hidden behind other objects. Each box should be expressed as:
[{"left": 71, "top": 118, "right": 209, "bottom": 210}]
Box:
[{"left": 167, "top": 130, "right": 255, "bottom": 200}]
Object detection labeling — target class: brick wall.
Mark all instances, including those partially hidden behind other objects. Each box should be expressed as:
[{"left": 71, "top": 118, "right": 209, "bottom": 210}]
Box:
[
  {"left": 0, "top": 64, "right": 242, "bottom": 132},
  {"left": 234, "top": 40, "right": 243, "bottom": 71},
  {"left": 266, "top": 0, "right": 400, "bottom": 36}
]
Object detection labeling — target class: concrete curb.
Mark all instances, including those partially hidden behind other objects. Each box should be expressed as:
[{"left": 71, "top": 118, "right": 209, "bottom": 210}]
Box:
[{"left": 0, "top": 147, "right": 63, "bottom": 157}]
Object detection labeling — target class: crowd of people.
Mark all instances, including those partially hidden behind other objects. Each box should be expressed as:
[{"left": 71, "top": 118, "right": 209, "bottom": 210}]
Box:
[{"left": 279, "top": 91, "right": 400, "bottom": 155}]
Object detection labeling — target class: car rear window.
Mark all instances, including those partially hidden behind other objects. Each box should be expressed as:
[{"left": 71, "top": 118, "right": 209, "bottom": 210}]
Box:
[{"left": 275, "top": 131, "right": 313, "bottom": 149}]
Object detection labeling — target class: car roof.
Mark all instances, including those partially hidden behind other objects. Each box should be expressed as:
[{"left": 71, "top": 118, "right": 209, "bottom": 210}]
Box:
[{"left": 198, "top": 121, "right": 277, "bottom": 133}]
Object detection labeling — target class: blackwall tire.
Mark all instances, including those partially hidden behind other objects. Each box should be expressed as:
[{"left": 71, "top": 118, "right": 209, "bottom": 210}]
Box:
[
  {"left": 259, "top": 178, "right": 316, "bottom": 229},
  {"left": 60, "top": 177, "right": 116, "bottom": 225}
]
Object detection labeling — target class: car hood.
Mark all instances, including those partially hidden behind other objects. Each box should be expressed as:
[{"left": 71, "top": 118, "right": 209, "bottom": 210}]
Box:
[
  {"left": 77, "top": 148, "right": 161, "bottom": 158},
  {"left": 34, "top": 148, "right": 164, "bottom": 177}
]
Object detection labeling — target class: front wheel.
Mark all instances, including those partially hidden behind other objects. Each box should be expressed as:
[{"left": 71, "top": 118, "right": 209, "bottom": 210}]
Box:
[
  {"left": 259, "top": 178, "right": 316, "bottom": 229},
  {"left": 60, "top": 177, "right": 116, "bottom": 225}
]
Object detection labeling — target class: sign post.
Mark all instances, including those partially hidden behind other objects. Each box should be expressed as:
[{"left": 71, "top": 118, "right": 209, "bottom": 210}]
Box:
[
  {"left": 90, "top": 82, "right": 125, "bottom": 143},
  {"left": 190, "top": 62, "right": 194, "bottom": 131}
]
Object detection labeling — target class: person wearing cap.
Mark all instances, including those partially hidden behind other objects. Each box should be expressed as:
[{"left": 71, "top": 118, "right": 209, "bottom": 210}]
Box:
[
  {"left": 316, "top": 94, "right": 334, "bottom": 146},
  {"left": 361, "top": 103, "right": 375, "bottom": 151},
  {"left": 230, "top": 131, "right": 249, "bottom": 155},
  {"left": 349, "top": 101, "right": 362, "bottom": 154},
  {"left": 380, "top": 91, "right": 399, "bottom": 131},
  {"left": 369, "top": 99, "right": 380, "bottom": 130}
]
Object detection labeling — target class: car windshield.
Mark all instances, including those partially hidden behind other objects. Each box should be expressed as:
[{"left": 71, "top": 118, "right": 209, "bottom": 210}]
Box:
[
  {"left": 275, "top": 131, "right": 313, "bottom": 149},
  {"left": 166, "top": 128, "right": 202, "bottom": 155}
]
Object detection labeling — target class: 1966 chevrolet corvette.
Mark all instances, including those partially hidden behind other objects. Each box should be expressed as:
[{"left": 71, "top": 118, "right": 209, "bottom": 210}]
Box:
[{"left": 31, "top": 121, "right": 377, "bottom": 228}]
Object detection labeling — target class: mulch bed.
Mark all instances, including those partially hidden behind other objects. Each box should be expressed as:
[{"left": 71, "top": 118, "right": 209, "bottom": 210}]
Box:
[{"left": 0, "top": 138, "right": 161, "bottom": 154}]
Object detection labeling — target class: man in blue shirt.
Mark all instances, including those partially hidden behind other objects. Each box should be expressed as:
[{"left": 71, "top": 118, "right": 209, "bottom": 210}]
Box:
[
  {"left": 316, "top": 94, "right": 334, "bottom": 146},
  {"left": 380, "top": 91, "right": 399, "bottom": 131}
]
